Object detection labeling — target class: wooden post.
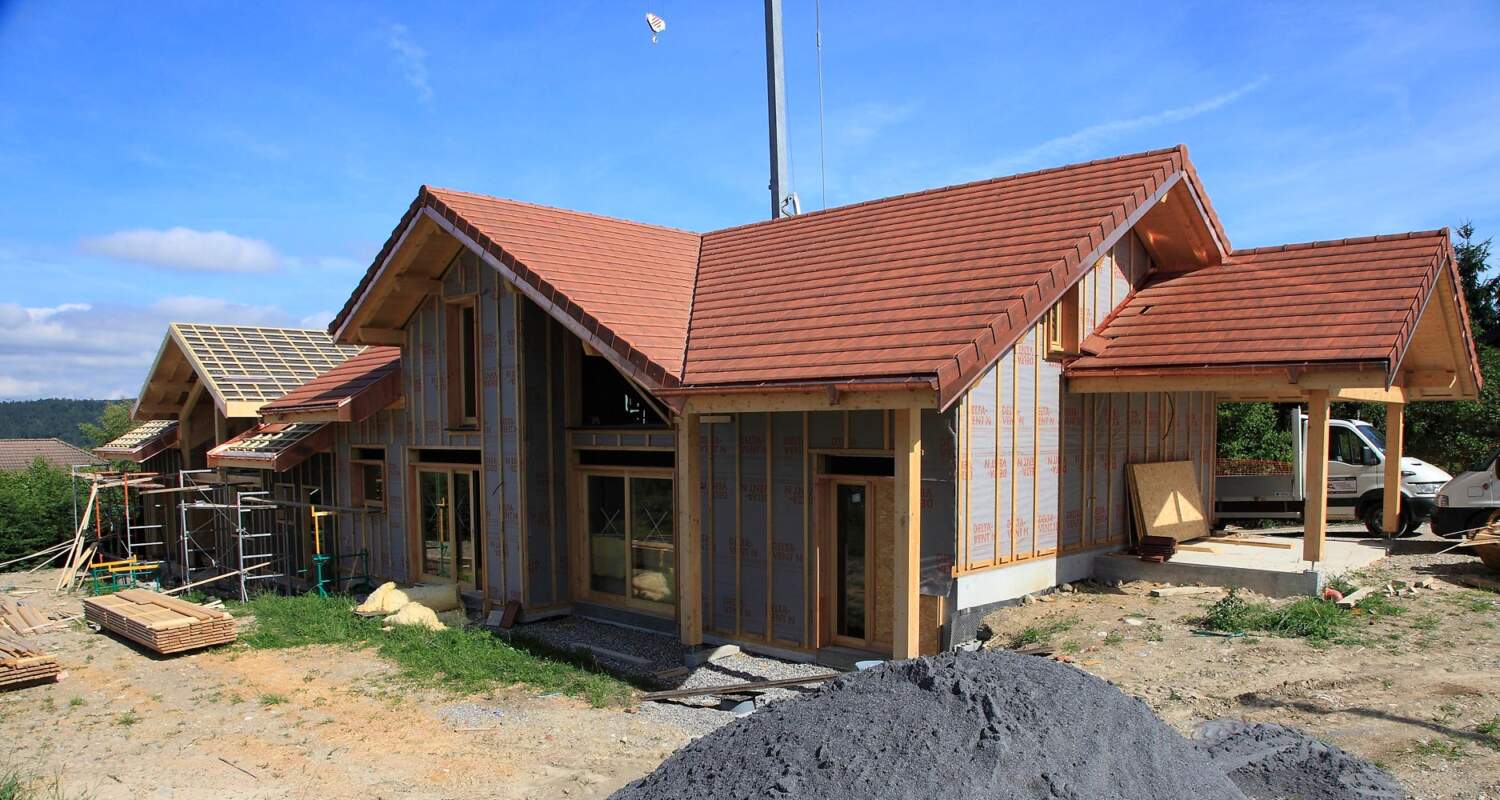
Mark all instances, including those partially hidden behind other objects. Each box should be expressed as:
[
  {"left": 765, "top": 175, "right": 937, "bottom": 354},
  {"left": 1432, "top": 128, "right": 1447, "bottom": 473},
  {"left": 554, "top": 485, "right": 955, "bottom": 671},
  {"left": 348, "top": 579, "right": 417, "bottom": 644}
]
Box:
[
  {"left": 1303, "top": 390, "right": 1330, "bottom": 563},
  {"left": 676, "top": 412, "right": 703, "bottom": 647},
  {"left": 1383, "top": 402, "right": 1405, "bottom": 534},
  {"left": 893, "top": 408, "right": 922, "bottom": 659}
]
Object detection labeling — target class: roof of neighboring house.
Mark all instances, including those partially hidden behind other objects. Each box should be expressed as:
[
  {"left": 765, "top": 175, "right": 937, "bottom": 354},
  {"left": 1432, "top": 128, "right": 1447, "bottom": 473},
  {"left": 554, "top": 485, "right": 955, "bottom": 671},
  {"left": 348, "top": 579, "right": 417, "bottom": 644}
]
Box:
[
  {"left": 258, "top": 346, "right": 402, "bottom": 423},
  {"left": 1067, "top": 231, "right": 1482, "bottom": 397},
  {"left": 93, "top": 420, "right": 179, "bottom": 463},
  {"left": 206, "top": 422, "right": 332, "bottom": 471},
  {"left": 133, "top": 324, "right": 365, "bottom": 420},
  {"left": 0, "top": 439, "right": 102, "bottom": 471}
]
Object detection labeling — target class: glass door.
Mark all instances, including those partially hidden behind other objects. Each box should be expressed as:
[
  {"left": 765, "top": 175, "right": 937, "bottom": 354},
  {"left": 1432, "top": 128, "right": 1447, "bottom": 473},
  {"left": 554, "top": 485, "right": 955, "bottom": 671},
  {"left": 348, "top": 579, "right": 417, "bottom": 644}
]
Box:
[
  {"left": 833, "top": 481, "right": 869, "bottom": 644},
  {"left": 416, "top": 466, "right": 481, "bottom": 589},
  {"left": 582, "top": 471, "right": 674, "bottom": 614}
]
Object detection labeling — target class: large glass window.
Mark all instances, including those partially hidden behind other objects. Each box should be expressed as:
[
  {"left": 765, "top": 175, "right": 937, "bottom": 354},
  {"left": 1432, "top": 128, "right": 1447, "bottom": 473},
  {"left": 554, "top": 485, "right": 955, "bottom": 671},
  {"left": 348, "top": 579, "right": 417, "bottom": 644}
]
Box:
[
  {"left": 417, "top": 466, "right": 481, "bottom": 588},
  {"left": 585, "top": 473, "right": 674, "bottom": 610},
  {"left": 446, "top": 301, "right": 479, "bottom": 428}
]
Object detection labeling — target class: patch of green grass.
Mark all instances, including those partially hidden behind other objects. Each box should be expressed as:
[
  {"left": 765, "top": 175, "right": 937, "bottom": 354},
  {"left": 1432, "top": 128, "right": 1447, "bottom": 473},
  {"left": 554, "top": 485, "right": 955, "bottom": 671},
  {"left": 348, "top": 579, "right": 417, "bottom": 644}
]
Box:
[
  {"left": 1197, "top": 589, "right": 1354, "bottom": 641},
  {"left": 1142, "top": 623, "right": 1164, "bottom": 642},
  {"left": 258, "top": 693, "right": 287, "bottom": 707},
  {"left": 1005, "top": 615, "right": 1079, "bottom": 649},
  {"left": 1325, "top": 573, "right": 1358, "bottom": 595},
  {"left": 1446, "top": 591, "right": 1497, "bottom": 613},
  {"left": 113, "top": 711, "right": 139, "bottom": 727},
  {"left": 0, "top": 766, "right": 91, "bottom": 800},
  {"left": 1355, "top": 593, "right": 1405, "bottom": 618},
  {"left": 66, "top": 697, "right": 84, "bottom": 708},
  {"left": 1410, "top": 614, "right": 1440, "bottom": 633},
  {"left": 233, "top": 593, "right": 629, "bottom": 706},
  {"left": 1102, "top": 630, "right": 1125, "bottom": 646},
  {"left": 1409, "top": 738, "right": 1467, "bottom": 762}
]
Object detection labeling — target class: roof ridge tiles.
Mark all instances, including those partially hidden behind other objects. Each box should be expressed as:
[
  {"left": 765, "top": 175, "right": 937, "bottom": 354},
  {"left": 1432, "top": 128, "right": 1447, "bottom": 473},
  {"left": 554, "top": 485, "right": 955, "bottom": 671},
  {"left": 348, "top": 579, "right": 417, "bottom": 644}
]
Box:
[
  {"left": 1229, "top": 229, "right": 1448, "bottom": 256},
  {"left": 701, "top": 146, "right": 1185, "bottom": 238},
  {"left": 423, "top": 185, "right": 701, "bottom": 237}
]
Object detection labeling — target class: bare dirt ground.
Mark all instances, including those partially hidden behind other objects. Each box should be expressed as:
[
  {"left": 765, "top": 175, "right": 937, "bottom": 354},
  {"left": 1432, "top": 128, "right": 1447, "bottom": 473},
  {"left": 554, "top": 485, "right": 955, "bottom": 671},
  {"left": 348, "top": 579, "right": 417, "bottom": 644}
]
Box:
[
  {"left": 979, "top": 531, "right": 1500, "bottom": 800},
  {"left": 0, "top": 570, "right": 691, "bottom": 800},
  {"left": 5, "top": 531, "right": 1498, "bottom": 800}
]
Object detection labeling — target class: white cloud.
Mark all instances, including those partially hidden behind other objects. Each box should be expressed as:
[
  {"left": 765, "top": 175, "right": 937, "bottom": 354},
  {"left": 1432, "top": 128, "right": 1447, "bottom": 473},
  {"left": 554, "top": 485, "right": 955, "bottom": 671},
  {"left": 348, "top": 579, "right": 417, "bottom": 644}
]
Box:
[
  {"left": 976, "top": 77, "right": 1270, "bottom": 176},
  {"left": 0, "top": 297, "right": 299, "bottom": 399},
  {"left": 386, "top": 23, "right": 432, "bottom": 103},
  {"left": 834, "top": 102, "right": 917, "bottom": 148},
  {"left": 0, "top": 376, "right": 44, "bottom": 398},
  {"left": 80, "top": 227, "right": 281, "bottom": 273},
  {"left": 299, "top": 310, "right": 334, "bottom": 330}
]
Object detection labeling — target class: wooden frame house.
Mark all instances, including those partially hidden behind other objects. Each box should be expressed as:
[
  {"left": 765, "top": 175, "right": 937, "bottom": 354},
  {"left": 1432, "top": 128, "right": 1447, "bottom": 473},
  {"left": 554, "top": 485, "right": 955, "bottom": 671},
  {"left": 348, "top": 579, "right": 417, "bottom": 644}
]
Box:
[{"left": 110, "top": 145, "right": 1479, "bottom": 661}]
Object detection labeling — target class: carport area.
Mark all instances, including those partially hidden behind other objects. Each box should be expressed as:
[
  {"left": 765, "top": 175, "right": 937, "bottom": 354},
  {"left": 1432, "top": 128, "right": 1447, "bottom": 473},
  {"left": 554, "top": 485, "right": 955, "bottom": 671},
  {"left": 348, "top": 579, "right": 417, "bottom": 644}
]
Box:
[{"left": 1067, "top": 231, "right": 1482, "bottom": 591}]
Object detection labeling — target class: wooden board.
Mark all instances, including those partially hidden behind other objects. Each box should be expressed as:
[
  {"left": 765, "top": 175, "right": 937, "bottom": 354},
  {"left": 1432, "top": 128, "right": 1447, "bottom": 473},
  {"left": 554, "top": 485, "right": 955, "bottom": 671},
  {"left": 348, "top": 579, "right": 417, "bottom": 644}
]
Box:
[
  {"left": 1126, "top": 461, "right": 1210, "bottom": 543},
  {"left": 82, "top": 589, "right": 236, "bottom": 654},
  {"left": 0, "top": 632, "right": 59, "bottom": 689}
]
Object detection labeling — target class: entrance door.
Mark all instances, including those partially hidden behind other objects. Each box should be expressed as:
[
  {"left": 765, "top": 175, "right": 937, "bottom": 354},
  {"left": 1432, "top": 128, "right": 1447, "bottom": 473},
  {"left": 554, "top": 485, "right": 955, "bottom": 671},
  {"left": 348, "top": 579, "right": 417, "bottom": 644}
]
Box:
[
  {"left": 821, "top": 478, "right": 893, "bottom": 652},
  {"left": 416, "top": 467, "right": 481, "bottom": 589}
]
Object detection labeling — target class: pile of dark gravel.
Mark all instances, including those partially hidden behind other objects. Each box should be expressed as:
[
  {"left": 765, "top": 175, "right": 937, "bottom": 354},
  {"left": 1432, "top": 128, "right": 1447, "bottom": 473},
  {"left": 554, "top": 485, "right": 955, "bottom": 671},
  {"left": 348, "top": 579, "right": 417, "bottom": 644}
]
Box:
[
  {"left": 611, "top": 650, "right": 1248, "bottom": 800},
  {"left": 1196, "top": 719, "right": 1409, "bottom": 800}
]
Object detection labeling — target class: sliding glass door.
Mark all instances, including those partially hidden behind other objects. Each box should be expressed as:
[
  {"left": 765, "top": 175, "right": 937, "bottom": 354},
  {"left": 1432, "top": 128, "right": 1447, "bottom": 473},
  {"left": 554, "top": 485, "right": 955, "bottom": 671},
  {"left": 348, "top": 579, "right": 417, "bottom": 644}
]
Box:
[{"left": 583, "top": 470, "right": 674, "bottom": 614}]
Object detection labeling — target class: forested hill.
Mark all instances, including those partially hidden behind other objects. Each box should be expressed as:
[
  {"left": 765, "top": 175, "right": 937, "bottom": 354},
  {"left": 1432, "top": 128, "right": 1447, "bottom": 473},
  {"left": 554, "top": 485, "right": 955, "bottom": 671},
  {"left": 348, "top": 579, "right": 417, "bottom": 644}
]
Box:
[{"left": 0, "top": 399, "right": 117, "bottom": 446}]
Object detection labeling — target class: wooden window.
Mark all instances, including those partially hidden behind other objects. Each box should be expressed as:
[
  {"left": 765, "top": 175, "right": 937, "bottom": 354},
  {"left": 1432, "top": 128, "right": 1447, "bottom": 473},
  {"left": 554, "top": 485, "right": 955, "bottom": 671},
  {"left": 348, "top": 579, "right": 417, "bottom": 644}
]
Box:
[
  {"left": 351, "top": 447, "right": 386, "bottom": 512},
  {"left": 445, "top": 300, "right": 479, "bottom": 429},
  {"left": 1043, "top": 285, "right": 1081, "bottom": 360}
]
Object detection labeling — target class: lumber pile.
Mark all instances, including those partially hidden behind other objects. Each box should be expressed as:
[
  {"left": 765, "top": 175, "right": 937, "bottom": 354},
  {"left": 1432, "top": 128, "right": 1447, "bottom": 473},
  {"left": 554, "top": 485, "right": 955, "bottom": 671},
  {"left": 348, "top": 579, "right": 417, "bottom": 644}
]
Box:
[
  {"left": 82, "top": 589, "right": 236, "bottom": 654},
  {"left": 0, "top": 595, "right": 54, "bottom": 635},
  {"left": 1136, "top": 535, "right": 1178, "bottom": 563},
  {"left": 0, "top": 633, "right": 60, "bottom": 689}
]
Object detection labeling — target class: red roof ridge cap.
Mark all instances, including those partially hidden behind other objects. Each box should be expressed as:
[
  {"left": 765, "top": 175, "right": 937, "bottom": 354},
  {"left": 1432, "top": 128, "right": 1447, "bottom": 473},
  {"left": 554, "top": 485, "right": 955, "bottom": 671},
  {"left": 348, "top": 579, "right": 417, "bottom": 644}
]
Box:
[
  {"left": 1230, "top": 229, "right": 1449, "bottom": 257},
  {"left": 422, "top": 185, "right": 702, "bottom": 238},
  {"left": 703, "top": 145, "right": 1187, "bottom": 239}
]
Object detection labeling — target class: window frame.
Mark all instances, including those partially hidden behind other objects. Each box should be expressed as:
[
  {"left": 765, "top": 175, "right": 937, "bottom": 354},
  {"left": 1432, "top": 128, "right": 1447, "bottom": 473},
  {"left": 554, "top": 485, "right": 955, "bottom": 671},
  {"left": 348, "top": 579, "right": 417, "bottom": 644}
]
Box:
[
  {"left": 351, "top": 456, "right": 387, "bottom": 512},
  {"left": 1043, "top": 284, "right": 1082, "bottom": 361},
  {"left": 444, "top": 298, "right": 480, "bottom": 430}
]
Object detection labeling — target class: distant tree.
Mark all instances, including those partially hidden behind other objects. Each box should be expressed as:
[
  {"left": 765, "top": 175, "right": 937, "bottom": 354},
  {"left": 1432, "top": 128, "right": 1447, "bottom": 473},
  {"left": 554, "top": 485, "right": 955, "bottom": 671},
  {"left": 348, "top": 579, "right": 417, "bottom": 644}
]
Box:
[
  {"left": 0, "top": 398, "right": 116, "bottom": 446},
  {"left": 1455, "top": 221, "right": 1499, "bottom": 342},
  {"left": 78, "top": 400, "right": 137, "bottom": 448},
  {"left": 1217, "top": 403, "right": 1293, "bottom": 462},
  {"left": 0, "top": 458, "right": 85, "bottom": 565}
]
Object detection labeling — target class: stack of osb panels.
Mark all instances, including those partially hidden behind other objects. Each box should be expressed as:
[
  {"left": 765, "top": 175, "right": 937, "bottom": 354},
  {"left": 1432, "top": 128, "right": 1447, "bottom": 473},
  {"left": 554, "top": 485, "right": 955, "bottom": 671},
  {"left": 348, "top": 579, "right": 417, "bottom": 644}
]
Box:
[
  {"left": 82, "top": 589, "right": 236, "bottom": 654},
  {"left": 0, "top": 633, "right": 59, "bottom": 689}
]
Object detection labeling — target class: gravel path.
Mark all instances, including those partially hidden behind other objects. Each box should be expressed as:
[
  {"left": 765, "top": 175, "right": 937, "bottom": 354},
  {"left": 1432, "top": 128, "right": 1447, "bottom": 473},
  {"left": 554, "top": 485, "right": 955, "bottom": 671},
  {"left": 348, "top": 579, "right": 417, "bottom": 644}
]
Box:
[{"left": 639, "top": 652, "right": 840, "bottom": 738}]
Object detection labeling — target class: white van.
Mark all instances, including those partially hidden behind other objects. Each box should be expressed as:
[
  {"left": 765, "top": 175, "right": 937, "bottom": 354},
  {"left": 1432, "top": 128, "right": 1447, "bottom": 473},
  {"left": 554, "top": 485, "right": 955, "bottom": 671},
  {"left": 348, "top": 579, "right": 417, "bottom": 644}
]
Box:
[
  {"left": 1216, "top": 409, "right": 1452, "bottom": 536},
  {"left": 1431, "top": 449, "right": 1500, "bottom": 537}
]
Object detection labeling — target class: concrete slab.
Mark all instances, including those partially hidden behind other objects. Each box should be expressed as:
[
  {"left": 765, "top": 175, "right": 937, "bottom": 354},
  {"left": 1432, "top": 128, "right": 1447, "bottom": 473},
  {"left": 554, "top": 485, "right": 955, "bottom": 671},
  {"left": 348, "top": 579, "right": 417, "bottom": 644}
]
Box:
[{"left": 1093, "top": 535, "right": 1388, "bottom": 598}]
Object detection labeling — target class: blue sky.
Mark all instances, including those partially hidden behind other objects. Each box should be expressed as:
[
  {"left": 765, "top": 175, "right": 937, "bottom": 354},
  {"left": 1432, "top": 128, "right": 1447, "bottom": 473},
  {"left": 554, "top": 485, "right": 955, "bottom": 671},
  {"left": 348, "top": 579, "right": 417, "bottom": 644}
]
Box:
[{"left": 2, "top": 1, "right": 1498, "bottom": 399}]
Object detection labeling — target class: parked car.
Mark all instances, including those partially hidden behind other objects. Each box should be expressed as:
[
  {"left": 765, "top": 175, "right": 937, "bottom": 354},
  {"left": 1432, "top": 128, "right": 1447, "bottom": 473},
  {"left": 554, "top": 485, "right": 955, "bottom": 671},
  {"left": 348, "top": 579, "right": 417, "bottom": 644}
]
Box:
[{"left": 1431, "top": 448, "right": 1500, "bottom": 537}]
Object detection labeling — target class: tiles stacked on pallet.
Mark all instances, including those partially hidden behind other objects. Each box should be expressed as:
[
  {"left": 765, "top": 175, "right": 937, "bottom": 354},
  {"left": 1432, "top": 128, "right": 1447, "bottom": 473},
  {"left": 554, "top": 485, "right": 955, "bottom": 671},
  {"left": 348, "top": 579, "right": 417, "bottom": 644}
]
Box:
[
  {"left": 0, "top": 633, "right": 59, "bottom": 689},
  {"left": 1136, "top": 536, "right": 1179, "bottom": 563},
  {"left": 82, "top": 589, "right": 236, "bottom": 654}
]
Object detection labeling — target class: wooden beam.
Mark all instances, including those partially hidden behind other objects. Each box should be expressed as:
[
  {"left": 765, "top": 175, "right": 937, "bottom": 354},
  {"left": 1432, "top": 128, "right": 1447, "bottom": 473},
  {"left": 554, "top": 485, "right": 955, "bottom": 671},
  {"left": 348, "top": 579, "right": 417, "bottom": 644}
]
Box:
[
  {"left": 1303, "top": 390, "right": 1330, "bottom": 563},
  {"left": 683, "top": 389, "right": 937, "bottom": 414},
  {"left": 392, "top": 277, "right": 442, "bottom": 295},
  {"left": 356, "top": 327, "right": 406, "bottom": 346},
  {"left": 893, "top": 408, "right": 921, "bottom": 659},
  {"left": 1402, "top": 370, "right": 1457, "bottom": 390},
  {"left": 1383, "top": 402, "right": 1405, "bottom": 534},
  {"left": 676, "top": 413, "right": 703, "bottom": 647},
  {"left": 1331, "top": 386, "right": 1406, "bottom": 403}
]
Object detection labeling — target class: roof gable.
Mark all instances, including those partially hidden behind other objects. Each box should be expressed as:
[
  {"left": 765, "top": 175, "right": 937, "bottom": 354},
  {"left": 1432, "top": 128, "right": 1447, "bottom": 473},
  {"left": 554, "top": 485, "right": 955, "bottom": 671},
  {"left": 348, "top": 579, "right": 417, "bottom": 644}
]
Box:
[
  {"left": 133, "top": 324, "right": 364, "bottom": 420},
  {"left": 1068, "top": 230, "right": 1482, "bottom": 400}
]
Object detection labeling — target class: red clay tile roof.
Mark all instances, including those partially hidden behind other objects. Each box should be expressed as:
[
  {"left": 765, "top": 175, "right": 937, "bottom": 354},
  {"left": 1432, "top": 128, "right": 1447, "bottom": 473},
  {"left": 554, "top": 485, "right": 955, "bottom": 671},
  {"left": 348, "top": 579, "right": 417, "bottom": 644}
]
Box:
[
  {"left": 331, "top": 187, "right": 701, "bottom": 386},
  {"left": 259, "top": 346, "right": 401, "bottom": 423},
  {"left": 1067, "top": 231, "right": 1463, "bottom": 379},
  {"left": 683, "top": 147, "right": 1211, "bottom": 405},
  {"left": 0, "top": 439, "right": 102, "bottom": 471}
]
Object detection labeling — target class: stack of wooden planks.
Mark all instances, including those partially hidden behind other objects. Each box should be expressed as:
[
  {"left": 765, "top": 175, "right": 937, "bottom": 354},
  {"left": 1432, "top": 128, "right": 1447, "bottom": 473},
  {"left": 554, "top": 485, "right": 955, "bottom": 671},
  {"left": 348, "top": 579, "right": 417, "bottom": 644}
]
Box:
[
  {"left": 82, "top": 589, "right": 236, "bottom": 654},
  {"left": 0, "top": 633, "right": 60, "bottom": 689},
  {"left": 0, "top": 594, "right": 52, "bottom": 636},
  {"left": 1126, "top": 461, "right": 1211, "bottom": 549}
]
